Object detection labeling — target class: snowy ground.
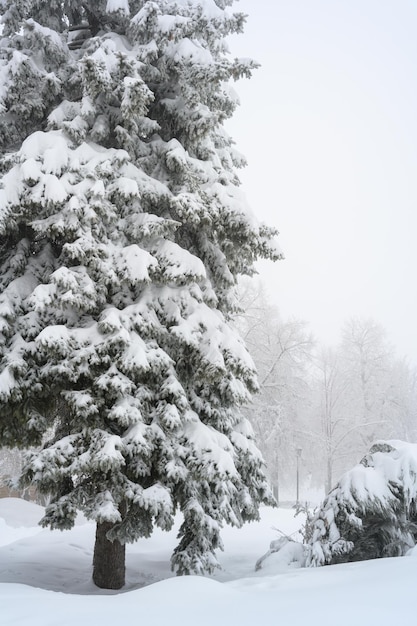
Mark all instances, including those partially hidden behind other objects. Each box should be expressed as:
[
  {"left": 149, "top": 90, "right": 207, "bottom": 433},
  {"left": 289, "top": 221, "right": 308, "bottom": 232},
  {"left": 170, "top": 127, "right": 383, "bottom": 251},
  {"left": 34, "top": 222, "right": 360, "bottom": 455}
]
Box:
[{"left": 1, "top": 498, "right": 416, "bottom": 625}]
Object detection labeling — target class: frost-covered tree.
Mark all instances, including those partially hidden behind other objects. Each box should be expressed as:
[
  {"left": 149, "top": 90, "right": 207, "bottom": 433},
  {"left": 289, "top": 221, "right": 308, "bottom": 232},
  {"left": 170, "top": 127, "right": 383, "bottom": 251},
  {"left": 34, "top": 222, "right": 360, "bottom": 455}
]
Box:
[
  {"left": 307, "top": 440, "right": 417, "bottom": 566},
  {"left": 235, "top": 279, "right": 314, "bottom": 502},
  {"left": 0, "top": 0, "right": 281, "bottom": 589},
  {"left": 307, "top": 318, "right": 417, "bottom": 494},
  {"left": 313, "top": 346, "right": 352, "bottom": 494},
  {"left": 339, "top": 318, "right": 396, "bottom": 447}
]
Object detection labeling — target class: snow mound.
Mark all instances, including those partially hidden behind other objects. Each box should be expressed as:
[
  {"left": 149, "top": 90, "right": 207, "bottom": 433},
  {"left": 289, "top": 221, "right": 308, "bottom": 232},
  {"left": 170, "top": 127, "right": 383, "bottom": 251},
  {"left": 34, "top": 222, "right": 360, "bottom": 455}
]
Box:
[{"left": 0, "top": 497, "right": 44, "bottom": 528}]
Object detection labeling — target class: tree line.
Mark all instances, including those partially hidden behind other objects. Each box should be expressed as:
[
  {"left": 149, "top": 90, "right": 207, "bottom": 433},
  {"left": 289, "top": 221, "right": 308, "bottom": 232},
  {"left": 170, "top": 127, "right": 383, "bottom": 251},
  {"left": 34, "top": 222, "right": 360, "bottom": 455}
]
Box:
[{"left": 236, "top": 279, "right": 417, "bottom": 501}]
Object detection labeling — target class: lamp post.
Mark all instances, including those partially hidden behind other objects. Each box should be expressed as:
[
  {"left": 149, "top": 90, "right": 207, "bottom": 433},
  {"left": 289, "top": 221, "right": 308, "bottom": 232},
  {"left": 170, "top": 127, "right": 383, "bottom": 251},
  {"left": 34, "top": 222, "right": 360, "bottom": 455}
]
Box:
[{"left": 296, "top": 447, "right": 302, "bottom": 505}]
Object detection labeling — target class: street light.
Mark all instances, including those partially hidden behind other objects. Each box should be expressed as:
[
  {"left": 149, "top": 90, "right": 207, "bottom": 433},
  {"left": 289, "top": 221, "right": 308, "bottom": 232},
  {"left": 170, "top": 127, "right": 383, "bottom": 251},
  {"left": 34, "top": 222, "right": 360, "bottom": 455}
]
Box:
[{"left": 296, "top": 447, "right": 302, "bottom": 505}]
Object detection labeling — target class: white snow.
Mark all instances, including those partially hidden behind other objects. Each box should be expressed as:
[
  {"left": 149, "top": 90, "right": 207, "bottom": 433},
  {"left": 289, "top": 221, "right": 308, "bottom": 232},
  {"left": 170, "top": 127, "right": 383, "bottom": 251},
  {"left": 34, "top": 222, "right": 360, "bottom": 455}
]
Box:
[
  {"left": 167, "top": 38, "right": 213, "bottom": 65},
  {"left": 157, "top": 14, "right": 190, "bottom": 33},
  {"left": 42, "top": 145, "right": 70, "bottom": 175},
  {"left": 0, "top": 498, "right": 416, "bottom": 625},
  {"left": 108, "top": 176, "right": 139, "bottom": 198},
  {"left": 106, "top": 0, "right": 130, "bottom": 14},
  {"left": 20, "top": 157, "right": 42, "bottom": 183},
  {"left": 35, "top": 324, "right": 71, "bottom": 349},
  {"left": 115, "top": 244, "right": 157, "bottom": 283},
  {"left": 155, "top": 240, "right": 207, "bottom": 280},
  {"left": 183, "top": 415, "right": 238, "bottom": 478}
]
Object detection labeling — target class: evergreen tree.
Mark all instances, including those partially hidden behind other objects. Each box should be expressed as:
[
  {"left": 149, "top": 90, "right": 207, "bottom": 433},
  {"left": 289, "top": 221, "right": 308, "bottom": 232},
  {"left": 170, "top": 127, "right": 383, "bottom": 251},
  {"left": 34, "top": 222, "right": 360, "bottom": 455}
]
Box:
[{"left": 0, "top": 0, "right": 281, "bottom": 588}]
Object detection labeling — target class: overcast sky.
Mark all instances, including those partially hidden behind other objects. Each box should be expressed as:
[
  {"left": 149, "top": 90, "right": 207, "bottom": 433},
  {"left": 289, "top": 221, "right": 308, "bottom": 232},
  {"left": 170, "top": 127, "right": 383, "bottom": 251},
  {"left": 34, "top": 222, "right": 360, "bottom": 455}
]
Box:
[{"left": 227, "top": 0, "right": 417, "bottom": 363}]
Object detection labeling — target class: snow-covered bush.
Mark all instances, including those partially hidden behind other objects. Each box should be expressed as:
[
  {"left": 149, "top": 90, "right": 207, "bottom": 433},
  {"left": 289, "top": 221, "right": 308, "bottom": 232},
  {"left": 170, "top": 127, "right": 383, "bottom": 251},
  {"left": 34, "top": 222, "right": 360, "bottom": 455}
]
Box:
[
  {"left": 307, "top": 440, "right": 417, "bottom": 566},
  {"left": 255, "top": 441, "right": 417, "bottom": 572},
  {"left": 255, "top": 536, "right": 307, "bottom": 572}
]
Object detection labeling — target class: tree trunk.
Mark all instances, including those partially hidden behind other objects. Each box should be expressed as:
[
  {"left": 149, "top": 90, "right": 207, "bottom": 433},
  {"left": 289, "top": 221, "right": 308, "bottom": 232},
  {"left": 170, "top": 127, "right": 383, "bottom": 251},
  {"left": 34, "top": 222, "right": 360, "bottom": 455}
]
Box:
[{"left": 92, "top": 521, "right": 126, "bottom": 589}]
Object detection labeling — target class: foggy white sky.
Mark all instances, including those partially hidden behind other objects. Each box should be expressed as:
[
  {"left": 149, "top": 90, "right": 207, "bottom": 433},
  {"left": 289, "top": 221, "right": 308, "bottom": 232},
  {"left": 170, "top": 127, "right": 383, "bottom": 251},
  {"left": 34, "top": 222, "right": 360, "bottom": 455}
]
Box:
[{"left": 227, "top": 0, "right": 417, "bottom": 363}]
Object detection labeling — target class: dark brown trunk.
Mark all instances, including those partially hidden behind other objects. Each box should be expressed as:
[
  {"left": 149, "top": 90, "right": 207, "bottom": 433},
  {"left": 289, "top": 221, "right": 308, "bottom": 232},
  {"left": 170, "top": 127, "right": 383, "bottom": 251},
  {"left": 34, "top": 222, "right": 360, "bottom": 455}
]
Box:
[{"left": 92, "top": 521, "right": 126, "bottom": 589}]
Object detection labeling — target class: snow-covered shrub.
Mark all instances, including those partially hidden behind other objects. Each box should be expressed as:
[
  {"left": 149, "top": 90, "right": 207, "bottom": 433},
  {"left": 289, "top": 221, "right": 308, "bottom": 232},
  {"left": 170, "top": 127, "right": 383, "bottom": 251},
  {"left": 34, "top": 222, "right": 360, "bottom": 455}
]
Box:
[
  {"left": 295, "top": 501, "right": 318, "bottom": 544},
  {"left": 307, "top": 440, "right": 417, "bottom": 566},
  {"left": 255, "top": 536, "right": 307, "bottom": 572}
]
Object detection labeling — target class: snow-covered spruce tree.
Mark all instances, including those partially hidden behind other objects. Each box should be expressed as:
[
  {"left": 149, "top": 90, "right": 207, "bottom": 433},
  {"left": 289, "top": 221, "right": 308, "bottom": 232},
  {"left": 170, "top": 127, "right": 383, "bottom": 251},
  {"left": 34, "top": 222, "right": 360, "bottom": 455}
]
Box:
[
  {"left": 307, "top": 441, "right": 417, "bottom": 566},
  {"left": 0, "top": 0, "right": 281, "bottom": 588}
]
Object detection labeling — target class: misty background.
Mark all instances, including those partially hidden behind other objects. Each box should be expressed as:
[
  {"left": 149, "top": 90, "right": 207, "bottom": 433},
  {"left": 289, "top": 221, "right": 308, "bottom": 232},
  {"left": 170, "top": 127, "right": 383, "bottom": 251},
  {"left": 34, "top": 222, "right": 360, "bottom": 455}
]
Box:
[
  {"left": 225, "top": 0, "right": 417, "bottom": 499},
  {"left": 227, "top": 0, "right": 417, "bottom": 365}
]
